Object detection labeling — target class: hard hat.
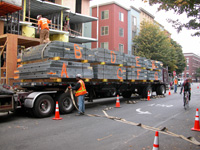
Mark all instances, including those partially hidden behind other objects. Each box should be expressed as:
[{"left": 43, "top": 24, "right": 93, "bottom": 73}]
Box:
[
  {"left": 76, "top": 74, "right": 82, "bottom": 78},
  {"left": 37, "top": 15, "right": 41, "bottom": 19}
]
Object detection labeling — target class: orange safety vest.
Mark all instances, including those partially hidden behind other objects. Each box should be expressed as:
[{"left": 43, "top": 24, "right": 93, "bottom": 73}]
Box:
[
  {"left": 75, "top": 80, "right": 87, "bottom": 97},
  {"left": 38, "top": 18, "right": 50, "bottom": 30},
  {"left": 174, "top": 79, "right": 178, "bottom": 85}
]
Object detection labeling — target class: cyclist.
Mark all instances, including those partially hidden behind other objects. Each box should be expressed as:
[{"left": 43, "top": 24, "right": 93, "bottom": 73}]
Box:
[{"left": 180, "top": 79, "right": 191, "bottom": 105}]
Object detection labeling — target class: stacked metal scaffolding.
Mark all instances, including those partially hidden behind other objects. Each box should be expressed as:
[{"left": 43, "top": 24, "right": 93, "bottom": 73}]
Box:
[{"left": 17, "top": 41, "right": 164, "bottom": 81}]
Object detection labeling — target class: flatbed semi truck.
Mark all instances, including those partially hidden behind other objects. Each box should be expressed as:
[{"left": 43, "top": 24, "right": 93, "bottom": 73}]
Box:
[{"left": 0, "top": 41, "right": 169, "bottom": 117}]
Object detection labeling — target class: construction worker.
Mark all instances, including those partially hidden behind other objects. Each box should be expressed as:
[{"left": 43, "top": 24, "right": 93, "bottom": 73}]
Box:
[
  {"left": 68, "top": 74, "right": 87, "bottom": 116},
  {"left": 64, "top": 14, "right": 70, "bottom": 31},
  {"left": 37, "top": 15, "right": 51, "bottom": 44},
  {"left": 174, "top": 76, "right": 178, "bottom": 93}
]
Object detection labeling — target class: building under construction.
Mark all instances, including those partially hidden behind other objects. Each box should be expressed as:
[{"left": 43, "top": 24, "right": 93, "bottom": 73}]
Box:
[{"left": 0, "top": 0, "right": 97, "bottom": 85}]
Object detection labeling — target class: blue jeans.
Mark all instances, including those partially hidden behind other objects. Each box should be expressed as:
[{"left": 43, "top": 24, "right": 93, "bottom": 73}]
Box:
[
  {"left": 174, "top": 84, "right": 177, "bottom": 93},
  {"left": 77, "top": 95, "right": 85, "bottom": 114}
]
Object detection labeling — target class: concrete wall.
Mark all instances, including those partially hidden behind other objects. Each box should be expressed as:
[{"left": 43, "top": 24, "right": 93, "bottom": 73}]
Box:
[{"left": 81, "top": 0, "right": 90, "bottom": 16}]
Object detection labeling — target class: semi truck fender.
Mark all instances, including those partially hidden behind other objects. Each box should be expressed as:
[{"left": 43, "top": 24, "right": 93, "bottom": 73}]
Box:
[{"left": 24, "top": 91, "right": 57, "bottom": 108}]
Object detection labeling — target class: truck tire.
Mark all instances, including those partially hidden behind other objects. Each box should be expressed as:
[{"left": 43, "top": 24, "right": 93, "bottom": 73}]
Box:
[
  {"left": 122, "top": 91, "right": 132, "bottom": 98},
  {"left": 57, "top": 93, "right": 74, "bottom": 114},
  {"left": 142, "top": 86, "right": 152, "bottom": 98},
  {"left": 156, "top": 85, "right": 165, "bottom": 95},
  {"left": 33, "top": 95, "right": 55, "bottom": 118}
]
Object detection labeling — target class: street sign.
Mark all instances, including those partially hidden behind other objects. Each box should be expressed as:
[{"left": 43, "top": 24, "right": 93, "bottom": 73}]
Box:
[{"left": 173, "top": 71, "right": 176, "bottom": 76}]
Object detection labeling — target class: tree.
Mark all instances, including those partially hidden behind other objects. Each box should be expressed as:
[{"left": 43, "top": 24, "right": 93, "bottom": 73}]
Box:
[
  {"left": 195, "top": 68, "right": 200, "bottom": 79},
  {"left": 133, "top": 21, "right": 177, "bottom": 72},
  {"left": 170, "top": 39, "right": 186, "bottom": 74},
  {"left": 148, "top": 0, "right": 200, "bottom": 36}
]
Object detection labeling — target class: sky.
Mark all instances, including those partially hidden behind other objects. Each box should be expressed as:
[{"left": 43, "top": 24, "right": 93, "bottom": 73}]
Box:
[{"left": 90, "top": 0, "right": 200, "bottom": 56}]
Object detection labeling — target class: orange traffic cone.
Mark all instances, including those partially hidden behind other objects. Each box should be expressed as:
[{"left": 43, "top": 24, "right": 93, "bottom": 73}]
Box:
[
  {"left": 153, "top": 131, "right": 159, "bottom": 150},
  {"left": 168, "top": 87, "right": 171, "bottom": 95},
  {"left": 147, "top": 91, "right": 151, "bottom": 101},
  {"left": 191, "top": 108, "right": 200, "bottom": 131},
  {"left": 53, "top": 101, "right": 62, "bottom": 120},
  {"left": 115, "top": 95, "right": 120, "bottom": 108}
]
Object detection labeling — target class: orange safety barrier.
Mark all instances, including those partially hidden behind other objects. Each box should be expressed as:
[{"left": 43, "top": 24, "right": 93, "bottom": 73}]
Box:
[
  {"left": 152, "top": 131, "right": 159, "bottom": 150},
  {"left": 191, "top": 108, "right": 200, "bottom": 131}
]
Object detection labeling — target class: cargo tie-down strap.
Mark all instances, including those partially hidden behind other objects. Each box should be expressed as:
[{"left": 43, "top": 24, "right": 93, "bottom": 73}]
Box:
[
  {"left": 41, "top": 41, "right": 52, "bottom": 60},
  {"left": 67, "top": 88, "right": 200, "bottom": 146}
]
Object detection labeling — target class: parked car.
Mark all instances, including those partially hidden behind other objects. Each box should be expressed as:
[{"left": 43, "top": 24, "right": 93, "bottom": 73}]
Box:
[{"left": 178, "top": 78, "right": 184, "bottom": 87}]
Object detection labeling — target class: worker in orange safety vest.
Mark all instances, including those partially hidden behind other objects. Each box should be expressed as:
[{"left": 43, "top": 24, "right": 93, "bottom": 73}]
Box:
[
  {"left": 174, "top": 76, "right": 178, "bottom": 93},
  {"left": 68, "top": 74, "right": 87, "bottom": 116},
  {"left": 37, "top": 15, "right": 51, "bottom": 44}
]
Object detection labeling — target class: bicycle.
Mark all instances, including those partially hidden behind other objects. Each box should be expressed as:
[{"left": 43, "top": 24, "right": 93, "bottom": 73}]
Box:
[{"left": 183, "top": 91, "right": 189, "bottom": 110}]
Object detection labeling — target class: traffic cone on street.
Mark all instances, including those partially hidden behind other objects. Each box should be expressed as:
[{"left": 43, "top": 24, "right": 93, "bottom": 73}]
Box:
[
  {"left": 153, "top": 131, "right": 159, "bottom": 150},
  {"left": 115, "top": 95, "right": 120, "bottom": 108},
  {"left": 168, "top": 87, "right": 171, "bottom": 95},
  {"left": 147, "top": 91, "right": 151, "bottom": 101},
  {"left": 191, "top": 108, "right": 200, "bottom": 131},
  {"left": 52, "top": 101, "right": 62, "bottom": 120}
]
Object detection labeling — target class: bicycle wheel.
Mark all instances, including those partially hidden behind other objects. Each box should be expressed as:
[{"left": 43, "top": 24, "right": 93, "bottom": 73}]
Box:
[
  {"left": 183, "top": 94, "right": 187, "bottom": 110},
  {"left": 184, "top": 93, "right": 189, "bottom": 110}
]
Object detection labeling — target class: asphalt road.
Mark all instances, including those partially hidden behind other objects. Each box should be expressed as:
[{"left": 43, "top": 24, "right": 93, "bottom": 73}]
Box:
[{"left": 0, "top": 83, "right": 200, "bottom": 150}]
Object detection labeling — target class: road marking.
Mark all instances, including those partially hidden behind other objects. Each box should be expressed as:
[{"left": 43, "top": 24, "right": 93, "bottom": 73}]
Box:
[
  {"left": 97, "top": 134, "right": 112, "bottom": 141},
  {"left": 148, "top": 103, "right": 173, "bottom": 108},
  {"left": 136, "top": 108, "right": 151, "bottom": 114}
]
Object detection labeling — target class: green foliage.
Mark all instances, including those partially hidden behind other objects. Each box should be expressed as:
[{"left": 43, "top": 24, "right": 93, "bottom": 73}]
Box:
[
  {"left": 170, "top": 39, "right": 186, "bottom": 74},
  {"left": 148, "top": 0, "right": 200, "bottom": 36},
  {"left": 195, "top": 68, "right": 200, "bottom": 78},
  {"left": 133, "top": 21, "right": 186, "bottom": 73}
]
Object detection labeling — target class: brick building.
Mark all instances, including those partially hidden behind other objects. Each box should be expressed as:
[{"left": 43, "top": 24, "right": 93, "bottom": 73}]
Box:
[
  {"left": 183, "top": 53, "right": 200, "bottom": 82},
  {"left": 91, "top": 1, "right": 128, "bottom": 54}
]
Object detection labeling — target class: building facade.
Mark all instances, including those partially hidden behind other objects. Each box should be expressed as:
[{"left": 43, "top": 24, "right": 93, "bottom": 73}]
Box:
[
  {"left": 91, "top": 2, "right": 128, "bottom": 54},
  {"left": 139, "top": 7, "right": 154, "bottom": 29},
  {"left": 183, "top": 53, "right": 200, "bottom": 82},
  {"left": 128, "top": 6, "right": 140, "bottom": 55}
]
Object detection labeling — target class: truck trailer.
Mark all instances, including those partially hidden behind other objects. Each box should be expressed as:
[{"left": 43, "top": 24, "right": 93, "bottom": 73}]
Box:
[{"left": 0, "top": 41, "right": 169, "bottom": 117}]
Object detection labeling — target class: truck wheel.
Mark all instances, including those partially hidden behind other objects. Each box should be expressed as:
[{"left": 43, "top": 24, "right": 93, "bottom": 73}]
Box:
[
  {"left": 156, "top": 85, "right": 165, "bottom": 95},
  {"left": 57, "top": 93, "right": 74, "bottom": 114},
  {"left": 122, "top": 91, "right": 132, "bottom": 98},
  {"left": 142, "top": 86, "right": 152, "bottom": 98},
  {"left": 33, "top": 95, "right": 54, "bottom": 118}
]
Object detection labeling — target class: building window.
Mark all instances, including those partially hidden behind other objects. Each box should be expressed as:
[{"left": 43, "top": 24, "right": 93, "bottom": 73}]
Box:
[
  {"left": 187, "top": 65, "right": 189, "bottom": 70},
  {"left": 119, "top": 12, "right": 124, "bottom": 22},
  {"left": 132, "top": 16, "right": 137, "bottom": 39},
  {"left": 101, "top": 10, "right": 109, "bottom": 20},
  {"left": 131, "top": 46, "right": 135, "bottom": 55},
  {"left": 101, "top": 42, "right": 109, "bottom": 49},
  {"left": 186, "top": 58, "right": 189, "bottom": 64},
  {"left": 119, "top": 44, "right": 124, "bottom": 53},
  {"left": 119, "top": 28, "right": 124, "bottom": 37},
  {"left": 132, "top": 31, "right": 136, "bottom": 39},
  {"left": 186, "top": 73, "right": 189, "bottom": 77},
  {"left": 132, "top": 16, "right": 137, "bottom": 26},
  {"left": 101, "top": 26, "right": 109, "bottom": 36}
]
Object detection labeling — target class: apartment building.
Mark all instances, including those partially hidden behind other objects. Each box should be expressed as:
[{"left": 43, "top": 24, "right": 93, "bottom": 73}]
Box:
[
  {"left": 91, "top": 1, "right": 128, "bottom": 54},
  {"left": 183, "top": 53, "right": 200, "bottom": 82},
  {"left": 128, "top": 6, "right": 140, "bottom": 55},
  {"left": 139, "top": 7, "right": 155, "bottom": 28}
]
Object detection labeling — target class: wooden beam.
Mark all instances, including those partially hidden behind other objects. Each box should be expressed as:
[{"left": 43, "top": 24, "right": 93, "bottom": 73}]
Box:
[{"left": 6, "top": 34, "right": 18, "bottom": 85}]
